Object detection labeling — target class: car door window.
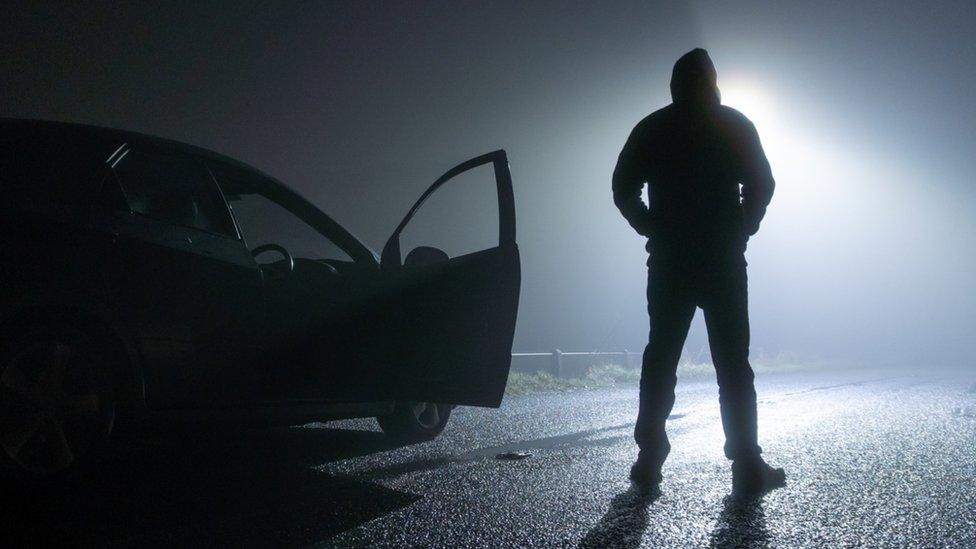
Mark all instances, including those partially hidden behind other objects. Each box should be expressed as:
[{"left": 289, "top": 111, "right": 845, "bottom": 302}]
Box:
[
  {"left": 112, "top": 147, "right": 237, "bottom": 237},
  {"left": 398, "top": 163, "right": 500, "bottom": 259},
  {"left": 209, "top": 163, "right": 350, "bottom": 262}
]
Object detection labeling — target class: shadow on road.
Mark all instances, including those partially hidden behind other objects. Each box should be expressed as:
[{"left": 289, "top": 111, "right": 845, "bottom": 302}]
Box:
[
  {"left": 1, "top": 425, "right": 418, "bottom": 547},
  {"left": 462, "top": 422, "right": 633, "bottom": 459},
  {"left": 3, "top": 422, "right": 649, "bottom": 546},
  {"left": 578, "top": 487, "right": 659, "bottom": 549},
  {"left": 708, "top": 495, "right": 769, "bottom": 548},
  {"left": 359, "top": 422, "right": 633, "bottom": 482},
  {"left": 578, "top": 489, "right": 771, "bottom": 548}
]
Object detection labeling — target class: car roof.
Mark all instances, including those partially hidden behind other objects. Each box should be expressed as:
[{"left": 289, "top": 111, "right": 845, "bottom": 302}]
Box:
[
  {"left": 1, "top": 117, "right": 261, "bottom": 175},
  {"left": 0, "top": 118, "right": 379, "bottom": 263}
]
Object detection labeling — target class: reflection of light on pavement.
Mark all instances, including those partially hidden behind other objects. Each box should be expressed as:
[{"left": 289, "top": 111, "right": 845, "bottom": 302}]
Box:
[
  {"left": 663, "top": 382, "right": 856, "bottom": 468},
  {"left": 665, "top": 402, "right": 727, "bottom": 466}
]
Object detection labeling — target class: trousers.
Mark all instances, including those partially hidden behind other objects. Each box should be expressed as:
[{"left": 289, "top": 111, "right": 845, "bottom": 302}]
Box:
[{"left": 634, "top": 253, "right": 761, "bottom": 467}]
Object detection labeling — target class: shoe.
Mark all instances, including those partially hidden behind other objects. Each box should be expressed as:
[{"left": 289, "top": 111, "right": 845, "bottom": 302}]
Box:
[
  {"left": 629, "top": 461, "right": 662, "bottom": 496},
  {"left": 731, "top": 457, "right": 786, "bottom": 496}
]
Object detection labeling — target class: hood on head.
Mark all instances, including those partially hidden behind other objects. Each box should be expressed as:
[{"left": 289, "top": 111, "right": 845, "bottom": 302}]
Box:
[{"left": 670, "top": 48, "right": 721, "bottom": 106}]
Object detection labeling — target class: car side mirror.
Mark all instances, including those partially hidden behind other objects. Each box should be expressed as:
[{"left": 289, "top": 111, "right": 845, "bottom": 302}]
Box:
[
  {"left": 403, "top": 246, "right": 449, "bottom": 268},
  {"left": 380, "top": 238, "right": 401, "bottom": 271}
]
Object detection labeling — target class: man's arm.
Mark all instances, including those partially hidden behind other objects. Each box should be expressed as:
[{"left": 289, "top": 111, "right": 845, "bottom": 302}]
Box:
[
  {"left": 739, "top": 120, "right": 775, "bottom": 236},
  {"left": 612, "top": 125, "right": 653, "bottom": 236}
]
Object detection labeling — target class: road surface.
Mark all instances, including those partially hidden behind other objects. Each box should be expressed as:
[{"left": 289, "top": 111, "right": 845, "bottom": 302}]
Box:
[{"left": 5, "top": 368, "right": 975, "bottom": 547}]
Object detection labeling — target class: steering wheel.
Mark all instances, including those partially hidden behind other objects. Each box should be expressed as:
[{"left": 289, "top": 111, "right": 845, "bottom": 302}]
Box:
[{"left": 251, "top": 244, "right": 295, "bottom": 274}]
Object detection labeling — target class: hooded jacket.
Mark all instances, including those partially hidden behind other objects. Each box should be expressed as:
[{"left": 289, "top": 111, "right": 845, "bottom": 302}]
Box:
[{"left": 612, "top": 48, "right": 775, "bottom": 262}]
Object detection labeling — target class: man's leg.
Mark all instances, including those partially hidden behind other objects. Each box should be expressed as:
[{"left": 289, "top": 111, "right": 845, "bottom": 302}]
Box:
[
  {"left": 634, "top": 262, "right": 696, "bottom": 483},
  {"left": 700, "top": 259, "right": 761, "bottom": 461},
  {"left": 701, "top": 258, "right": 785, "bottom": 494}
]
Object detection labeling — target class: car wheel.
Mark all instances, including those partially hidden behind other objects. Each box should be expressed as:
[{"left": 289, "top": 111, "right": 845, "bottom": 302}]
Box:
[
  {"left": 0, "top": 324, "right": 116, "bottom": 480},
  {"left": 376, "top": 401, "right": 451, "bottom": 442}
]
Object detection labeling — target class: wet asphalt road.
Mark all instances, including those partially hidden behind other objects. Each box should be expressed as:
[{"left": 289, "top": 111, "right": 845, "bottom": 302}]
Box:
[{"left": 5, "top": 368, "right": 975, "bottom": 547}]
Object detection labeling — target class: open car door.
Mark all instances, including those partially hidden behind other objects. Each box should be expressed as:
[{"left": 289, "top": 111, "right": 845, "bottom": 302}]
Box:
[{"left": 372, "top": 150, "right": 519, "bottom": 407}]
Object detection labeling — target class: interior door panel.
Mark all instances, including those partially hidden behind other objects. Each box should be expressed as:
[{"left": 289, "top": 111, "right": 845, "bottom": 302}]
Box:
[{"left": 372, "top": 150, "right": 520, "bottom": 407}]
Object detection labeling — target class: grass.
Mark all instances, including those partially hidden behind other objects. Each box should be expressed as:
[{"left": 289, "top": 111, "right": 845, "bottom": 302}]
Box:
[
  {"left": 504, "top": 359, "right": 811, "bottom": 396},
  {"left": 504, "top": 364, "right": 639, "bottom": 395}
]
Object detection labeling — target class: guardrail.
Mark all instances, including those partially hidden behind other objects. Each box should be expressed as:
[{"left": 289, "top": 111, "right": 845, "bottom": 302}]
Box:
[{"left": 511, "top": 350, "right": 642, "bottom": 378}]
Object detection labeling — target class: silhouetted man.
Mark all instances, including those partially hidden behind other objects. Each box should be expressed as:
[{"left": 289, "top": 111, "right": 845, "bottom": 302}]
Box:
[{"left": 613, "top": 49, "right": 785, "bottom": 496}]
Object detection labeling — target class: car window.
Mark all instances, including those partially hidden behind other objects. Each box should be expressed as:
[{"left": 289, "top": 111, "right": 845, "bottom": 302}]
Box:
[
  {"left": 399, "top": 162, "right": 499, "bottom": 258},
  {"left": 112, "top": 148, "right": 237, "bottom": 237},
  {"left": 208, "top": 163, "right": 351, "bottom": 262}
]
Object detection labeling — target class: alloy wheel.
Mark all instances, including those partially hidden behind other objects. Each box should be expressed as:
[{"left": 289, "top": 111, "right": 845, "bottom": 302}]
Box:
[{"left": 0, "top": 333, "right": 110, "bottom": 475}]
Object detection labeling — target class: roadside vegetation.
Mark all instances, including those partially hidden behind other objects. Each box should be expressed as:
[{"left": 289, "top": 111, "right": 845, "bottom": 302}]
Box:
[
  {"left": 504, "top": 364, "right": 639, "bottom": 395},
  {"left": 504, "top": 358, "right": 809, "bottom": 395}
]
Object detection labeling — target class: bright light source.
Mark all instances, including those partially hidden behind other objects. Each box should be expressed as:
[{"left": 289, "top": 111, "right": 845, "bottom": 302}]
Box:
[
  {"left": 719, "top": 78, "right": 778, "bottom": 134},
  {"left": 718, "top": 77, "right": 803, "bottom": 181}
]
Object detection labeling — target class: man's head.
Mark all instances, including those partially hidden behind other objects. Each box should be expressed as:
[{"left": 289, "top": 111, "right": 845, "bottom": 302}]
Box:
[{"left": 670, "top": 48, "right": 721, "bottom": 106}]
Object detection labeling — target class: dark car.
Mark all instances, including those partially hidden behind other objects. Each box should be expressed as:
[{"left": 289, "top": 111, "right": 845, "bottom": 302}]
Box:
[{"left": 0, "top": 118, "right": 520, "bottom": 477}]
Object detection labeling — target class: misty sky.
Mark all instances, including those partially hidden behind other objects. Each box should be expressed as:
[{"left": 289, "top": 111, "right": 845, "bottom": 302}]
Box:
[{"left": 3, "top": 1, "right": 974, "bottom": 367}]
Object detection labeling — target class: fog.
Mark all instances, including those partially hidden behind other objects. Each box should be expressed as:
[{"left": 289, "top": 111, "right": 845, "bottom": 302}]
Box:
[{"left": 3, "top": 1, "right": 974, "bottom": 368}]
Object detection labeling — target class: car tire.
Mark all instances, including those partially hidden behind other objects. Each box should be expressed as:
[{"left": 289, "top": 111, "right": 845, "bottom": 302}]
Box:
[
  {"left": 0, "top": 322, "right": 117, "bottom": 482},
  {"left": 376, "top": 401, "right": 451, "bottom": 443}
]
